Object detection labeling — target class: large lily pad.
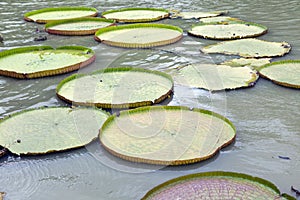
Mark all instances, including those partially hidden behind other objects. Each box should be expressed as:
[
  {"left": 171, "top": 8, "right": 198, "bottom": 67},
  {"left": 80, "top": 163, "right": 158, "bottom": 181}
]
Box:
[
  {"left": 45, "top": 17, "right": 115, "bottom": 36},
  {"left": 201, "top": 38, "right": 291, "bottom": 58},
  {"left": 94, "top": 23, "right": 183, "bottom": 48},
  {"left": 171, "top": 10, "right": 228, "bottom": 19},
  {"left": 258, "top": 60, "right": 300, "bottom": 88},
  {"left": 56, "top": 67, "right": 174, "bottom": 109},
  {"left": 99, "top": 106, "right": 236, "bottom": 165},
  {"left": 141, "top": 171, "right": 296, "bottom": 199},
  {"left": 199, "top": 16, "right": 241, "bottom": 23},
  {"left": 175, "top": 64, "right": 258, "bottom": 91},
  {"left": 0, "top": 107, "right": 109, "bottom": 155},
  {"left": 188, "top": 21, "right": 267, "bottom": 40},
  {"left": 221, "top": 58, "right": 272, "bottom": 69},
  {"left": 24, "top": 7, "right": 98, "bottom": 24},
  {"left": 101, "top": 8, "right": 169, "bottom": 23},
  {"left": 0, "top": 46, "right": 95, "bottom": 79}
]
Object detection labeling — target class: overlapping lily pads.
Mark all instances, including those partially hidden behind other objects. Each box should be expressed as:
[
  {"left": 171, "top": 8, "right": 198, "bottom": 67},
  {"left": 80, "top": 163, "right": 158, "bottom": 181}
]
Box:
[
  {"left": 171, "top": 10, "right": 228, "bottom": 19},
  {"left": 24, "top": 7, "right": 98, "bottom": 23},
  {"left": 0, "top": 107, "right": 109, "bottom": 155},
  {"left": 0, "top": 46, "right": 95, "bottom": 79},
  {"left": 258, "top": 60, "right": 300, "bottom": 88},
  {"left": 94, "top": 23, "right": 183, "bottom": 48},
  {"left": 222, "top": 58, "right": 272, "bottom": 69},
  {"left": 45, "top": 17, "right": 115, "bottom": 36},
  {"left": 201, "top": 38, "right": 291, "bottom": 58},
  {"left": 99, "top": 106, "right": 236, "bottom": 165},
  {"left": 56, "top": 67, "right": 174, "bottom": 108},
  {"left": 141, "top": 171, "right": 296, "bottom": 199},
  {"left": 101, "top": 8, "right": 169, "bottom": 23},
  {"left": 188, "top": 21, "right": 267, "bottom": 40},
  {"left": 175, "top": 64, "right": 258, "bottom": 91}
]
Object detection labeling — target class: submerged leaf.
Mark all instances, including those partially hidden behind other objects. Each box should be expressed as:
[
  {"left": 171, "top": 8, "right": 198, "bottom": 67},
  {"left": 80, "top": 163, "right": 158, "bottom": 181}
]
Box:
[
  {"left": 221, "top": 58, "right": 272, "bottom": 69},
  {"left": 199, "top": 16, "right": 241, "bottom": 23},
  {"left": 172, "top": 10, "right": 228, "bottom": 19}
]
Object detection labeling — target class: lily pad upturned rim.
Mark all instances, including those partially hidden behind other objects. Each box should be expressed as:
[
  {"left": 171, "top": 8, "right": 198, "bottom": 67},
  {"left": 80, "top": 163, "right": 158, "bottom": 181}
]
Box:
[
  {"left": 24, "top": 7, "right": 98, "bottom": 23},
  {"left": 45, "top": 17, "right": 116, "bottom": 36},
  {"left": 56, "top": 67, "right": 174, "bottom": 109},
  {"left": 0, "top": 45, "right": 95, "bottom": 79},
  {"left": 94, "top": 23, "right": 183, "bottom": 48},
  {"left": 101, "top": 7, "right": 170, "bottom": 22},
  {"left": 258, "top": 60, "right": 300, "bottom": 89},
  {"left": 188, "top": 21, "right": 268, "bottom": 40},
  {"left": 99, "top": 105, "right": 236, "bottom": 165},
  {"left": 141, "top": 171, "right": 296, "bottom": 200}
]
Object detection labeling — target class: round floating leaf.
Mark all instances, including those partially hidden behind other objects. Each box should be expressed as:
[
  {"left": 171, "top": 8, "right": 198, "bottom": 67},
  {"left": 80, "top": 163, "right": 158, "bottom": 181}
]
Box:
[
  {"left": 188, "top": 21, "right": 267, "bottom": 40},
  {"left": 175, "top": 64, "right": 258, "bottom": 91},
  {"left": 171, "top": 10, "right": 228, "bottom": 19},
  {"left": 0, "top": 46, "right": 95, "bottom": 79},
  {"left": 201, "top": 38, "right": 291, "bottom": 58},
  {"left": 101, "top": 8, "right": 169, "bottom": 23},
  {"left": 141, "top": 171, "right": 296, "bottom": 200},
  {"left": 24, "top": 7, "right": 98, "bottom": 23},
  {"left": 56, "top": 67, "right": 174, "bottom": 109},
  {"left": 0, "top": 107, "right": 109, "bottom": 155},
  {"left": 45, "top": 17, "right": 115, "bottom": 36},
  {"left": 258, "top": 60, "right": 300, "bottom": 88},
  {"left": 222, "top": 58, "right": 272, "bottom": 69},
  {"left": 94, "top": 23, "right": 183, "bottom": 48},
  {"left": 99, "top": 106, "right": 236, "bottom": 165},
  {"left": 199, "top": 16, "right": 241, "bottom": 23}
]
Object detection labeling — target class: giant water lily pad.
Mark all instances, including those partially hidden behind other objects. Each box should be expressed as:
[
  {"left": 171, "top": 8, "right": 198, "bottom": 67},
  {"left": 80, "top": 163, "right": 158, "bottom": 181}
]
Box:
[
  {"left": 94, "top": 23, "right": 183, "bottom": 48},
  {"left": 0, "top": 46, "right": 95, "bottom": 79},
  {"left": 258, "top": 60, "right": 300, "bottom": 88},
  {"left": 99, "top": 106, "right": 236, "bottom": 165},
  {"left": 201, "top": 38, "right": 291, "bottom": 58},
  {"left": 175, "top": 64, "right": 258, "bottom": 91},
  {"left": 141, "top": 171, "right": 296, "bottom": 199},
  {"left": 188, "top": 21, "right": 267, "bottom": 40},
  {"left": 0, "top": 107, "right": 109, "bottom": 155},
  {"left": 56, "top": 67, "right": 173, "bottom": 108},
  {"left": 199, "top": 16, "right": 241, "bottom": 23},
  {"left": 24, "top": 7, "right": 98, "bottom": 23},
  {"left": 101, "top": 8, "right": 169, "bottom": 23},
  {"left": 171, "top": 10, "right": 228, "bottom": 19},
  {"left": 221, "top": 58, "right": 272, "bottom": 69},
  {"left": 45, "top": 17, "right": 115, "bottom": 36}
]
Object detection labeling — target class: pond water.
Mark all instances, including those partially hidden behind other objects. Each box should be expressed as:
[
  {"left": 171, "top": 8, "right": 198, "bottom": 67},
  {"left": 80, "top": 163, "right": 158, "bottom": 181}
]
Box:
[{"left": 0, "top": 0, "right": 299, "bottom": 199}]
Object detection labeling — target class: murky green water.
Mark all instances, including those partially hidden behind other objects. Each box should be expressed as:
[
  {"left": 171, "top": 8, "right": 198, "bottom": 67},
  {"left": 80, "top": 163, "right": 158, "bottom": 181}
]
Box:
[{"left": 0, "top": 0, "right": 299, "bottom": 199}]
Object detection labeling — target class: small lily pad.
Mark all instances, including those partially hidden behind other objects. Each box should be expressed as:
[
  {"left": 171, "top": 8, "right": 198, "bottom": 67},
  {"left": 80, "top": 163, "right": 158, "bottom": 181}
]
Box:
[
  {"left": 175, "top": 64, "right": 258, "bottom": 91},
  {"left": 94, "top": 23, "right": 183, "bottom": 48},
  {"left": 45, "top": 17, "right": 115, "bottom": 36},
  {"left": 172, "top": 10, "right": 228, "bottom": 19},
  {"left": 221, "top": 58, "right": 272, "bottom": 69},
  {"left": 141, "top": 171, "right": 296, "bottom": 199},
  {"left": 24, "top": 7, "right": 98, "bottom": 24},
  {"left": 201, "top": 38, "right": 291, "bottom": 58},
  {"left": 101, "top": 8, "right": 169, "bottom": 23},
  {"left": 0, "top": 107, "right": 109, "bottom": 155},
  {"left": 258, "top": 60, "right": 300, "bottom": 88},
  {"left": 199, "top": 16, "right": 241, "bottom": 23}
]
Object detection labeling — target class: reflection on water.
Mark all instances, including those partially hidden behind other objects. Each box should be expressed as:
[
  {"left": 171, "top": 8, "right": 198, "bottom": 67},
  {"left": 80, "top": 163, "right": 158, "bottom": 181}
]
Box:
[{"left": 0, "top": 0, "right": 299, "bottom": 199}]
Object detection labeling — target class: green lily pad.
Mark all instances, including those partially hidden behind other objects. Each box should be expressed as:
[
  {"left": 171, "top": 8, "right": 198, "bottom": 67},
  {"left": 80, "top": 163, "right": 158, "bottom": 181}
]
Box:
[
  {"left": 99, "top": 106, "right": 236, "bottom": 165},
  {"left": 0, "top": 107, "right": 109, "bottom": 155},
  {"left": 258, "top": 60, "right": 300, "bottom": 88},
  {"left": 199, "top": 16, "right": 241, "bottom": 23},
  {"left": 175, "top": 64, "right": 258, "bottom": 91},
  {"left": 141, "top": 171, "right": 296, "bottom": 200},
  {"left": 201, "top": 38, "right": 291, "bottom": 58},
  {"left": 56, "top": 67, "right": 174, "bottom": 109},
  {"left": 171, "top": 10, "right": 228, "bottom": 19},
  {"left": 101, "top": 8, "right": 169, "bottom": 23},
  {"left": 188, "top": 21, "right": 267, "bottom": 40},
  {"left": 24, "top": 7, "right": 98, "bottom": 24},
  {"left": 0, "top": 46, "right": 95, "bottom": 79},
  {"left": 45, "top": 17, "right": 115, "bottom": 36},
  {"left": 221, "top": 58, "right": 272, "bottom": 69},
  {"left": 94, "top": 23, "right": 183, "bottom": 48}
]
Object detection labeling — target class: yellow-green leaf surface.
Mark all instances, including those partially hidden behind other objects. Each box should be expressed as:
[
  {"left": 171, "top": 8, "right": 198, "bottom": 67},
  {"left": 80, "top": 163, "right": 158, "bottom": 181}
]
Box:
[
  {"left": 0, "top": 107, "right": 109, "bottom": 155},
  {"left": 56, "top": 67, "right": 173, "bottom": 109},
  {"left": 24, "top": 7, "right": 98, "bottom": 23},
  {"left": 222, "top": 58, "right": 271, "bottom": 69},
  {"left": 202, "top": 38, "right": 291, "bottom": 58},
  {"left": 188, "top": 22, "right": 267, "bottom": 40},
  {"left": 94, "top": 23, "right": 183, "bottom": 48},
  {"left": 100, "top": 106, "right": 236, "bottom": 165},
  {"left": 172, "top": 10, "right": 228, "bottom": 19},
  {"left": 258, "top": 60, "right": 300, "bottom": 88},
  {"left": 175, "top": 64, "right": 258, "bottom": 91},
  {"left": 45, "top": 18, "right": 115, "bottom": 36},
  {"left": 101, "top": 8, "right": 169, "bottom": 22},
  {"left": 0, "top": 46, "right": 95, "bottom": 79},
  {"left": 199, "top": 16, "right": 241, "bottom": 23},
  {"left": 141, "top": 171, "right": 296, "bottom": 200}
]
